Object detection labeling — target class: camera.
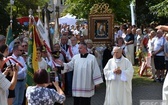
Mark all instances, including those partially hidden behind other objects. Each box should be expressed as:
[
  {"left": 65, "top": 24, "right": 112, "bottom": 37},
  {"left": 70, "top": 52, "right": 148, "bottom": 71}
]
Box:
[
  {"left": 7, "top": 64, "right": 16, "bottom": 68},
  {"left": 56, "top": 66, "right": 63, "bottom": 74},
  {"left": 49, "top": 71, "right": 56, "bottom": 82}
]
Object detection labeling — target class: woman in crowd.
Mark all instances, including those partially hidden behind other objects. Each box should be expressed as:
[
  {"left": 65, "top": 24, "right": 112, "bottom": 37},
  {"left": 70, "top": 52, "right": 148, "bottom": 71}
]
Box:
[
  {"left": 0, "top": 44, "right": 14, "bottom": 105},
  {"left": 147, "top": 31, "right": 156, "bottom": 78},
  {"left": 115, "top": 37, "right": 126, "bottom": 57},
  {"left": 26, "top": 69, "right": 66, "bottom": 105},
  {"left": 136, "top": 28, "right": 144, "bottom": 66},
  {"left": 37, "top": 47, "right": 48, "bottom": 70}
]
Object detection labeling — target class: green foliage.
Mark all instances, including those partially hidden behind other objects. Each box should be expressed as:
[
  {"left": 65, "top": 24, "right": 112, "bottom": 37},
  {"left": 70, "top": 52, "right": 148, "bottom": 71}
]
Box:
[
  {"left": 0, "top": 1, "right": 10, "bottom": 35},
  {"left": 136, "top": 0, "right": 165, "bottom": 26},
  {"left": 150, "top": 0, "right": 168, "bottom": 18},
  {"left": 63, "top": 0, "right": 132, "bottom": 23},
  {"left": 13, "top": 0, "right": 49, "bottom": 17},
  {"left": 0, "top": 0, "right": 49, "bottom": 35},
  {"left": 132, "top": 66, "right": 154, "bottom": 86}
]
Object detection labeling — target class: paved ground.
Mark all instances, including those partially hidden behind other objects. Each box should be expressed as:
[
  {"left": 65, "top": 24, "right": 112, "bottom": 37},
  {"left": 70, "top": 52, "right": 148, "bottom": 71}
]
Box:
[{"left": 64, "top": 82, "right": 163, "bottom": 105}]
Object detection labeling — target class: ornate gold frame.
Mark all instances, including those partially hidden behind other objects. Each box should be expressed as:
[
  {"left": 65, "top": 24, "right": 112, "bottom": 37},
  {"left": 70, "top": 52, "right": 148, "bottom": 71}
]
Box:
[{"left": 88, "top": 3, "right": 114, "bottom": 44}]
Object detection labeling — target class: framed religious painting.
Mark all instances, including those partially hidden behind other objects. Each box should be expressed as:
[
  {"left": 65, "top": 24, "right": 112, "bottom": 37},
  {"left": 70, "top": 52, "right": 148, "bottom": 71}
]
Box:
[
  {"left": 88, "top": 3, "right": 114, "bottom": 44},
  {"left": 89, "top": 14, "right": 114, "bottom": 44}
]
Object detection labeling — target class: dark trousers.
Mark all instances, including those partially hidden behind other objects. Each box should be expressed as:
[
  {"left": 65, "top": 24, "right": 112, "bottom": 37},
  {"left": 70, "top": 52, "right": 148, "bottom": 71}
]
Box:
[
  {"left": 74, "top": 97, "right": 91, "bottom": 105},
  {"left": 66, "top": 71, "right": 73, "bottom": 95}
]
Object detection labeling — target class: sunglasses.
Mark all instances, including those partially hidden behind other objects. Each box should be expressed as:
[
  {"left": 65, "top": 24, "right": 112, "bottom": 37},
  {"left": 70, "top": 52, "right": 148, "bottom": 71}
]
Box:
[{"left": 19, "top": 50, "right": 24, "bottom": 52}]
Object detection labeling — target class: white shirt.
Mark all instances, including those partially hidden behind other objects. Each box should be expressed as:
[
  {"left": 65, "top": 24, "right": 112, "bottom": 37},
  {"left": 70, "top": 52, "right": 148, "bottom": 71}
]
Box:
[
  {"left": 114, "top": 32, "right": 119, "bottom": 42},
  {"left": 122, "top": 33, "right": 126, "bottom": 39},
  {"left": 117, "top": 30, "right": 123, "bottom": 37},
  {"left": 82, "top": 28, "right": 88, "bottom": 36},
  {"left": 153, "top": 36, "right": 165, "bottom": 56},
  {"left": 136, "top": 34, "right": 143, "bottom": 46},
  {"left": 66, "top": 44, "right": 79, "bottom": 60},
  {"left": 38, "top": 58, "right": 48, "bottom": 70},
  {"left": 9, "top": 54, "right": 27, "bottom": 79},
  {"left": 73, "top": 29, "right": 80, "bottom": 36},
  {"left": 0, "top": 71, "right": 11, "bottom": 105},
  {"left": 147, "top": 37, "right": 156, "bottom": 53}
]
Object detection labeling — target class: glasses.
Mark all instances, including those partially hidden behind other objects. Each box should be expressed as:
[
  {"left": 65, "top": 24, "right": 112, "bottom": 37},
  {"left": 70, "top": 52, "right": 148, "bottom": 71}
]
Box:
[
  {"left": 19, "top": 50, "right": 24, "bottom": 52},
  {"left": 22, "top": 45, "right": 28, "bottom": 47},
  {"left": 14, "top": 42, "right": 20, "bottom": 44}
]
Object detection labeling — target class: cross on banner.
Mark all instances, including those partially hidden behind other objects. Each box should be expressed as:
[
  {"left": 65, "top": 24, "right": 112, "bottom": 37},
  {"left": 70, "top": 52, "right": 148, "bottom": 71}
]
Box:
[{"left": 36, "top": 6, "right": 42, "bottom": 18}]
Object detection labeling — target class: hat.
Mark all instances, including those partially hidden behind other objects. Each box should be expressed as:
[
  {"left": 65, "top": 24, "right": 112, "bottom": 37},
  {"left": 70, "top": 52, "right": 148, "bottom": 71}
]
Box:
[{"left": 51, "top": 51, "right": 60, "bottom": 58}]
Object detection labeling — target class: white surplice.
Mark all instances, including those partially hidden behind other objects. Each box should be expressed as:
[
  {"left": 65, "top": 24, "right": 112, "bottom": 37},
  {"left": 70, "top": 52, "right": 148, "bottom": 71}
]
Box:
[
  {"left": 163, "top": 73, "right": 168, "bottom": 104},
  {"left": 62, "top": 54, "right": 103, "bottom": 97},
  {"left": 103, "top": 56, "right": 134, "bottom": 105}
]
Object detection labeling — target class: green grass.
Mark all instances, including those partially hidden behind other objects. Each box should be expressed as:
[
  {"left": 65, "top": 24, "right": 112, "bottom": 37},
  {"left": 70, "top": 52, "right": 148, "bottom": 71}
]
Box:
[{"left": 132, "top": 66, "right": 158, "bottom": 86}]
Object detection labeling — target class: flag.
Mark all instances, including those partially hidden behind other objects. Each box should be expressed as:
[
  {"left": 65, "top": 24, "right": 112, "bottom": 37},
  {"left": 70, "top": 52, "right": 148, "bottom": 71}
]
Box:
[
  {"left": 44, "top": 13, "right": 51, "bottom": 50},
  {"left": 27, "top": 25, "right": 34, "bottom": 86},
  {"left": 6, "top": 25, "right": 13, "bottom": 45},
  {"left": 6, "top": 25, "right": 14, "bottom": 53},
  {"left": 37, "top": 18, "right": 51, "bottom": 52},
  {"left": 53, "top": 12, "right": 60, "bottom": 45},
  {"left": 27, "top": 25, "right": 39, "bottom": 86},
  {"left": 32, "top": 26, "right": 39, "bottom": 71}
]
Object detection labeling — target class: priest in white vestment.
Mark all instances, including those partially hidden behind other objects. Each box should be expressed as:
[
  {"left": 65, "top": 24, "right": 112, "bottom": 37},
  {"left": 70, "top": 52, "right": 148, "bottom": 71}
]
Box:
[
  {"left": 103, "top": 47, "right": 134, "bottom": 105},
  {"left": 60, "top": 43, "right": 103, "bottom": 105}
]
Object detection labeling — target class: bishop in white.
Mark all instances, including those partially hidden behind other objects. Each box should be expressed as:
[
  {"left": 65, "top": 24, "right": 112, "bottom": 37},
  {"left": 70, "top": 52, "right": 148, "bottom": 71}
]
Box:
[{"left": 103, "top": 46, "right": 134, "bottom": 105}]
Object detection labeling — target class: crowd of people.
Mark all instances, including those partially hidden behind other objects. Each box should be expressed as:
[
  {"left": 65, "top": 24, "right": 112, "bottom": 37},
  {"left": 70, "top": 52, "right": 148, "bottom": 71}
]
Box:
[
  {"left": 114, "top": 24, "right": 168, "bottom": 83},
  {"left": 1, "top": 21, "right": 168, "bottom": 105}
]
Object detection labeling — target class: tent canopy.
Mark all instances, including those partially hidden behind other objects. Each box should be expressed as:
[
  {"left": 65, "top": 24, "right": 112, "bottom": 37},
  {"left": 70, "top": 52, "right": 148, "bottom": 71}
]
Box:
[{"left": 58, "top": 13, "right": 77, "bottom": 26}]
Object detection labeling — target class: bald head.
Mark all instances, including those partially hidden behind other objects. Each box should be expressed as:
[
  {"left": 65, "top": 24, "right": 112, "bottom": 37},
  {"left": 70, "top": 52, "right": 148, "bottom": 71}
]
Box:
[
  {"left": 112, "top": 47, "right": 122, "bottom": 59},
  {"left": 126, "top": 28, "right": 131, "bottom": 34},
  {"left": 157, "top": 29, "right": 163, "bottom": 38}
]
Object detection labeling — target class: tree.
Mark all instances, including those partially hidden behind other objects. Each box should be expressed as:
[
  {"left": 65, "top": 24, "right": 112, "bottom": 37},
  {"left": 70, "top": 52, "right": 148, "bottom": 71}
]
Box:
[
  {"left": 12, "top": 0, "right": 49, "bottom": 17},
  {"left": 150, "top": 0, "right": 168, "bottom": 18},
  {"left": 63, "top": 0, "right": 132, "bottom": 23},
  {"left": 0, "top": 1, "right": 10, "bottom": 35},
  {"left": 136, "top": 0, "right": 167, "bottom": 26},
  {"left": 149, "top": 0, "right": 168, "bottom": 24},
  {"left": 0, "top": 0, "right": 49, "bottom": 35}
]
